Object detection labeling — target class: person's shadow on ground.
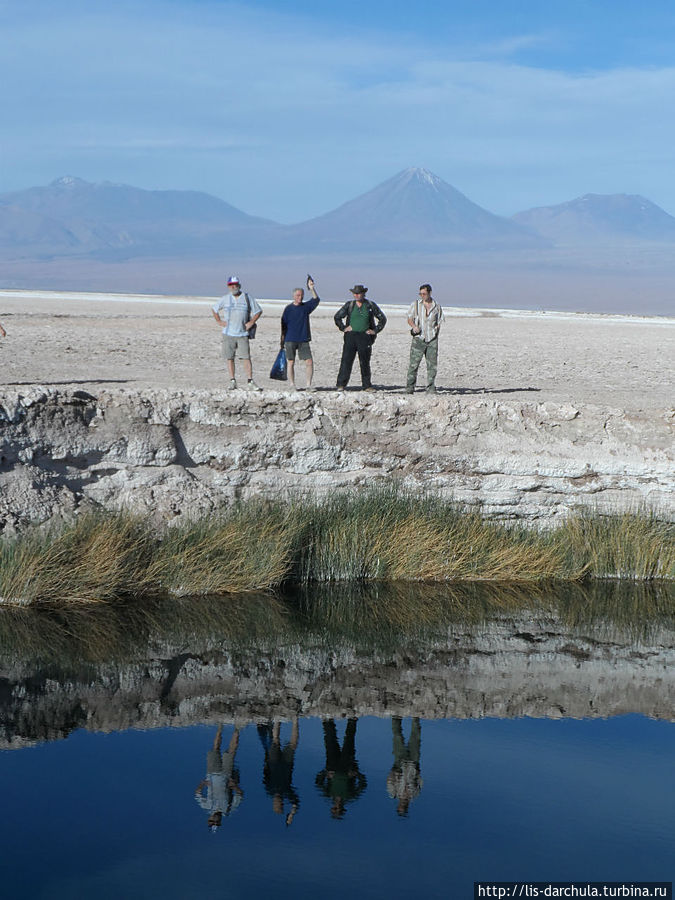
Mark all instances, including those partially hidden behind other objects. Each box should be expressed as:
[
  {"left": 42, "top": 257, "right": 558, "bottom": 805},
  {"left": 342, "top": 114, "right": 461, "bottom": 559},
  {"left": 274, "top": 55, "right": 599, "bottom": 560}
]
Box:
[{"left": 344, "top": 384, "right": 542, "bottom": 395}]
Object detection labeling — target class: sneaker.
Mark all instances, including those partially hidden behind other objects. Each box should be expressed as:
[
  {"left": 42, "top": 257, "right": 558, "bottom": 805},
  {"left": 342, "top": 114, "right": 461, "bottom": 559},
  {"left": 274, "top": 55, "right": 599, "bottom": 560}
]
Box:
[
  {"left": 306, "top": 385, "right": 317, "bottom": 392},
  {"left": 405, "top": 386, "right": 414, "bottom": 394},
  {"left": 363, "top": 386, "right": 376, "bottom": 393},
  {"left": 426, "top": 385, "right": 437, "bottom": 394},
  {"left": 246, "top": 379, "right": 262, "bottom": 391},
  {"left": 336, "top": 386, "right": 345, "bottom": 392},
  {"left": 228, "top": 378, "right": 237, "bottom": 390}
]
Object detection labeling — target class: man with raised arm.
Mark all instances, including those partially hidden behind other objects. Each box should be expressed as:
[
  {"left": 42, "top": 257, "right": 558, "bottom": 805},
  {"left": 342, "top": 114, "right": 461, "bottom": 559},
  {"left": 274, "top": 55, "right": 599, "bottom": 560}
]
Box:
[{"left": 280, "top": 277, "right": 320, "bottom": 391}]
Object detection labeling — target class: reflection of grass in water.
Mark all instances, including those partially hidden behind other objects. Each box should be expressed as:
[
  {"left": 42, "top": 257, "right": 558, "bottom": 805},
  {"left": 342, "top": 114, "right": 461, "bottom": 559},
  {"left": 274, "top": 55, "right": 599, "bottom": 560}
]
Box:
[
  {"left": 552, "top": 579, "right": 675, "bottom": 644},
  {"left": 294, "top": 579, "right": 675, "bottom": 649},
  {"left": 0, "top": 580, "right": 672, "bottom": 668},
  {"left": 0, "top": 489, "right": 673, "bottom": 606},
  {"left": 0, "top": 593, "right": 291, "bottom": 668}
]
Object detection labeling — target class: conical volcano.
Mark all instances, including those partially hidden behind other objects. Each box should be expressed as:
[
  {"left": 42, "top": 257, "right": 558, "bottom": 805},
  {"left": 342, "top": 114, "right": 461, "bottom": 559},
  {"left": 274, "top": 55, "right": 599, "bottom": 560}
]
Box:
[{"left": 288, "top": 167, "right": 545, "bottom": 250}]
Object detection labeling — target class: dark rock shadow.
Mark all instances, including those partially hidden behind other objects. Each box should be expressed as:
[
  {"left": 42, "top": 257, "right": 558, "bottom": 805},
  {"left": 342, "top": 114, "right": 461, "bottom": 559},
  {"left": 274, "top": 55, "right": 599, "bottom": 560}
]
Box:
[
  {"left": 3, "top": 379, "right": 132, "bottom": 386},
  {"left": 170, "top": 425, "right": 197, "bottom": 467}
]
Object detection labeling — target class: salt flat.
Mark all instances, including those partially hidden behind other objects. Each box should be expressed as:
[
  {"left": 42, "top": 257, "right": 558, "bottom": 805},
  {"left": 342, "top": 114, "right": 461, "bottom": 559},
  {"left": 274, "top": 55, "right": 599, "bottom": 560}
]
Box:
[{"left": 0, "top": 291, "right": 673, "bottom": 411}]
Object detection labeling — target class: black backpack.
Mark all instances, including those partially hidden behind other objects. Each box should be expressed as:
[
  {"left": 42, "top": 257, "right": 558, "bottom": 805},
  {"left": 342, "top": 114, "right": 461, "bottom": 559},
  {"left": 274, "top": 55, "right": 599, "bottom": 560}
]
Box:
[{"left": 245, "top": 293, "right": 257, "bottom": 340}]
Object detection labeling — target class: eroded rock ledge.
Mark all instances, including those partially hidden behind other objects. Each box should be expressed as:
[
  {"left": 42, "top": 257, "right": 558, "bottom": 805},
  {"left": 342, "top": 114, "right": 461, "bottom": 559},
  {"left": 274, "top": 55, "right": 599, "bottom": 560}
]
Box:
[{"left": 0, "top": 387, "right": 673, "bottom": 532}]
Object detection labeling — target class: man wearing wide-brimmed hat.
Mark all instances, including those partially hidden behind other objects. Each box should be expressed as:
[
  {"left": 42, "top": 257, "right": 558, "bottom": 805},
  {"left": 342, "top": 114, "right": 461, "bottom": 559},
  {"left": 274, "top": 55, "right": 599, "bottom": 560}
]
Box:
[{"left": 333, "top": 284, "right": 387, "bottom": 392}]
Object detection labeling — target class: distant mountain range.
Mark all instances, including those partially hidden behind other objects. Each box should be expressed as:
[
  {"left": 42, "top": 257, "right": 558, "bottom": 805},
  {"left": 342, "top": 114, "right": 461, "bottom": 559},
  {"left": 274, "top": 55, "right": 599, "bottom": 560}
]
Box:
[
  {"left": 0, "top": 175, "right": 279, "bottom": 259},
  {"left": 1, "top": 170, "right": 675, "bottom": 262},
  {"left": 512, "top": 193, "right": 675, "bottom": 243}
]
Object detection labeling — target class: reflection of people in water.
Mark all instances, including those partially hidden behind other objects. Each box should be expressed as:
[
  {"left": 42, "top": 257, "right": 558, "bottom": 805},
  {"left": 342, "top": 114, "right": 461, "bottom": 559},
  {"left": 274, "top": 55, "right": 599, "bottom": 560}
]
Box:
[
  {"left": 315, "top": 717, "right": 367, "bottom": 819},
  {"left": 387, "top": 716, "right": 423, "bottom": 817},
  {"left": 258, "top": 717, "right": 300, "bottom": 826},
  {"left": 195, "top": 725, "right": 244, "bottom": 831}
]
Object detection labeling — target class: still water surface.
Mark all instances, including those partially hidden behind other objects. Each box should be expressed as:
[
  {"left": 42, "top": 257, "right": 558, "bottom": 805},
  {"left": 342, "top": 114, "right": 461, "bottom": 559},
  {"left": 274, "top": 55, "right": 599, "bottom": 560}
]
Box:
[{"left": 0, "top": 582, "right": 673, "bottom": 898}]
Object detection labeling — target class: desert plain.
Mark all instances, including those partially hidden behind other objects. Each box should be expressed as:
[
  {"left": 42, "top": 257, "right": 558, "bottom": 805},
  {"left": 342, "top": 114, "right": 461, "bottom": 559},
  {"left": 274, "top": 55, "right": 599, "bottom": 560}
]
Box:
[{"left": 0, "top": 290, "right": 673, "bottom": 410}]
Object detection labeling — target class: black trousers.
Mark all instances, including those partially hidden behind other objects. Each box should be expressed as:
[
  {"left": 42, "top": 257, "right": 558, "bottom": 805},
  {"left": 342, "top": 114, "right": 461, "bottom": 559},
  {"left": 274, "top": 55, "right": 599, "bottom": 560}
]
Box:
[{"left": 336, "top": 331, "right": 372, "bottom": 388}]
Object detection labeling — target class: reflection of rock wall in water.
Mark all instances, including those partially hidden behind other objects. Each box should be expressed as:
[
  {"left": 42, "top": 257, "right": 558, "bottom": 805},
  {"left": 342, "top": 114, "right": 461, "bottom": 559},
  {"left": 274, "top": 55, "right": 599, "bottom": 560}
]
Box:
[
  {"left": 0, "top": 387, "right": 673, "bottom": 533},
  {"left": 1, "top": 613, "right": 673, "bottom": 748}
]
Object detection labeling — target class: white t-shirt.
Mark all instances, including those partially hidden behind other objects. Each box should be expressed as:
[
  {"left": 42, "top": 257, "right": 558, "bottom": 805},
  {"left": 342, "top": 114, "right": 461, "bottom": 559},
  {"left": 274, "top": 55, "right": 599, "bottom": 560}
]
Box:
[{"left": 212, "top": 291, "right": 262, "bottom": 337}]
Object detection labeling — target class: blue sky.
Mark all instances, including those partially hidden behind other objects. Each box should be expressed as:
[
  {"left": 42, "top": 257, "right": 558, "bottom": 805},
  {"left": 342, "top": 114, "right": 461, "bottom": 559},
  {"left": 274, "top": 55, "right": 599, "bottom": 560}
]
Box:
[{"left": 2, "top": 0, "right": 674, "bottom": 222}]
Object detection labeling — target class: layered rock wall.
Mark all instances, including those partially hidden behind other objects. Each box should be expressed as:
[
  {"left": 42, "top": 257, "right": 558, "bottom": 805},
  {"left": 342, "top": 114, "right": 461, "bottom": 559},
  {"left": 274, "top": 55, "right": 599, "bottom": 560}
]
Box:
[{"left": 0, "top": 387, "right": 673, "bottom": 532}]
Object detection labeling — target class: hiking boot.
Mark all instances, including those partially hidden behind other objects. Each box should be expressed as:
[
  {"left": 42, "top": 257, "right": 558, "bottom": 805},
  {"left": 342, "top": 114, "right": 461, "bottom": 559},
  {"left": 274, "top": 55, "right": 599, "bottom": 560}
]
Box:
[
  {"left": 245, "top": 379, "right": 262, "bottom": 391},
  {"left": 336, "top": 386, "right": 345, "bottom": 392},
  {"left": 426, "top": 385, "right": 437, "bottom": 394},
  {"left": 405, "top": 386, "right": 414, "bottom": 394},
  {"left": 306, "top": 385, "right": 317, "bottom": 392},
  {"left": 363, "top": 386, "right": 376, "bottom": 393},
  {"left": 227, "top": 378, "right": 237, "bottom": 390}
]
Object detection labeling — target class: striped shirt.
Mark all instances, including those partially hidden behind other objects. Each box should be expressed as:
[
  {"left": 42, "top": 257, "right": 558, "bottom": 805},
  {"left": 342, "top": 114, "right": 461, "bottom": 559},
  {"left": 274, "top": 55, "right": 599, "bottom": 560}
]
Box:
[{"left": 407, "top": 298, "right": 444, "bottom": 342}]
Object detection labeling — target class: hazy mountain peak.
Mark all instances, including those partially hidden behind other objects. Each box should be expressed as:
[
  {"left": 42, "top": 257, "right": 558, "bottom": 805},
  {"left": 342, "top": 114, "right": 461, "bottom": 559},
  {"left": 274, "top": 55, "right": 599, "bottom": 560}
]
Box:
[
  {"left": 0, "top": 175, "right": 279, "bottom": 258},
  {"left": 50, "top": 176, "right": 88, "bottom": 188},
  {"left": 399, "top": 167, "right": 444, "bottom": 189},
  {"left": 513, "top": 192, "right": 675, "bottom": 243}
]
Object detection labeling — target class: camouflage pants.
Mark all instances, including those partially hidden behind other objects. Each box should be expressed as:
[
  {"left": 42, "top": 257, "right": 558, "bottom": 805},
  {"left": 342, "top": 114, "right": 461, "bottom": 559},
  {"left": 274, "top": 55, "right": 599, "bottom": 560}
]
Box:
[{"left": 407, "top": 336, "right": 438, "bottom": 388}]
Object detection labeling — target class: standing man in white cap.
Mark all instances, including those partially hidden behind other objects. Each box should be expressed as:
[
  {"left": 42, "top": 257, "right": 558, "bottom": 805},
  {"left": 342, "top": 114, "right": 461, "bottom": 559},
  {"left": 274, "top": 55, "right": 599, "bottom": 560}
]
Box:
[{"left": 212, "top": 276, "right": 263, "bottom": 390}]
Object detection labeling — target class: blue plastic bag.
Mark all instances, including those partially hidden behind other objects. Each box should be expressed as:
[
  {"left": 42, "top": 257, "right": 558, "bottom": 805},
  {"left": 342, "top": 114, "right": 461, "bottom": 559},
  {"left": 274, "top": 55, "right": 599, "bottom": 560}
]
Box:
[{"left": 269, "top": 348, "right": 288, "bottom": 381}]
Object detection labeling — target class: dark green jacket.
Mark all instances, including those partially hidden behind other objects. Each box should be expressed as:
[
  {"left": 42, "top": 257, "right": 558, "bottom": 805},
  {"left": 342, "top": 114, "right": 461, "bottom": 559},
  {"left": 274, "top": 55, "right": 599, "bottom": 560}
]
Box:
[{"left": 334, "top": 299, "right": 387, "bottom": 336}]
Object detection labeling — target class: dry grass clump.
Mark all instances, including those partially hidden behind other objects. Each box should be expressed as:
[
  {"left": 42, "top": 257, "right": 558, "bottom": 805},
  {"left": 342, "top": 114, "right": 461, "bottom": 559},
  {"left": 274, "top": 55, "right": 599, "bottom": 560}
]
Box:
[
  {"left": 550, "top": 511, "right": 675, "bottom": 581},
  {"left": 0, "top": 512, "right": 159, "bottom": 605},
  {"left": 295, "top": 491, "right": 568, "bottom": 583},
  {"left": 381, "top": 512, "right": 567, "bottom": 582},
  {"left": 0, "top": 502, "right": 298, "bottom": 605},
  {"left": 154, "top": 501, "right": 298, "bottom": 595}
]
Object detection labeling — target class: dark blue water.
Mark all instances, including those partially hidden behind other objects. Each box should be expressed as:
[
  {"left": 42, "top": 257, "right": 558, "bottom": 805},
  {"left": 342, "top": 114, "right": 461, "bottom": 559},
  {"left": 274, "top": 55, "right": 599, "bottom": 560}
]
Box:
[{"left": 0, "top": 714, "right": 672, "bottom": 899}]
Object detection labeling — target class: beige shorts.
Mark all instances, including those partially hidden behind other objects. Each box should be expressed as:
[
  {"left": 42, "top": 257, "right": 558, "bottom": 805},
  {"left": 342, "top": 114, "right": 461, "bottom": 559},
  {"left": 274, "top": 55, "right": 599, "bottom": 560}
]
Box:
[
  {"left": 284, "top": 340, "right": 312, "bottom": 361},
  {"left": 221, "top": 335, "right": 250, "bottom": 360}
]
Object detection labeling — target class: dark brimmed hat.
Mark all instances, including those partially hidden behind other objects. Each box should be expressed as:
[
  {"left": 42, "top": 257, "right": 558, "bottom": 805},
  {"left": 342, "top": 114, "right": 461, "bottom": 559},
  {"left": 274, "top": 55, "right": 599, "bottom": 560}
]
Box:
[{"left": 349, "top": 284, "right": 368, "bottom": 294}]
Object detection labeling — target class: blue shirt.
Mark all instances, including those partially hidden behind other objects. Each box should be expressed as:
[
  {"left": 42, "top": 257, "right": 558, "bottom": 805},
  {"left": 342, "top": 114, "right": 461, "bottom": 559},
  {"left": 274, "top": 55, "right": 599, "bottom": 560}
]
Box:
[{"left": 281, "top": 297, "right": 320, "bottom": 343}]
